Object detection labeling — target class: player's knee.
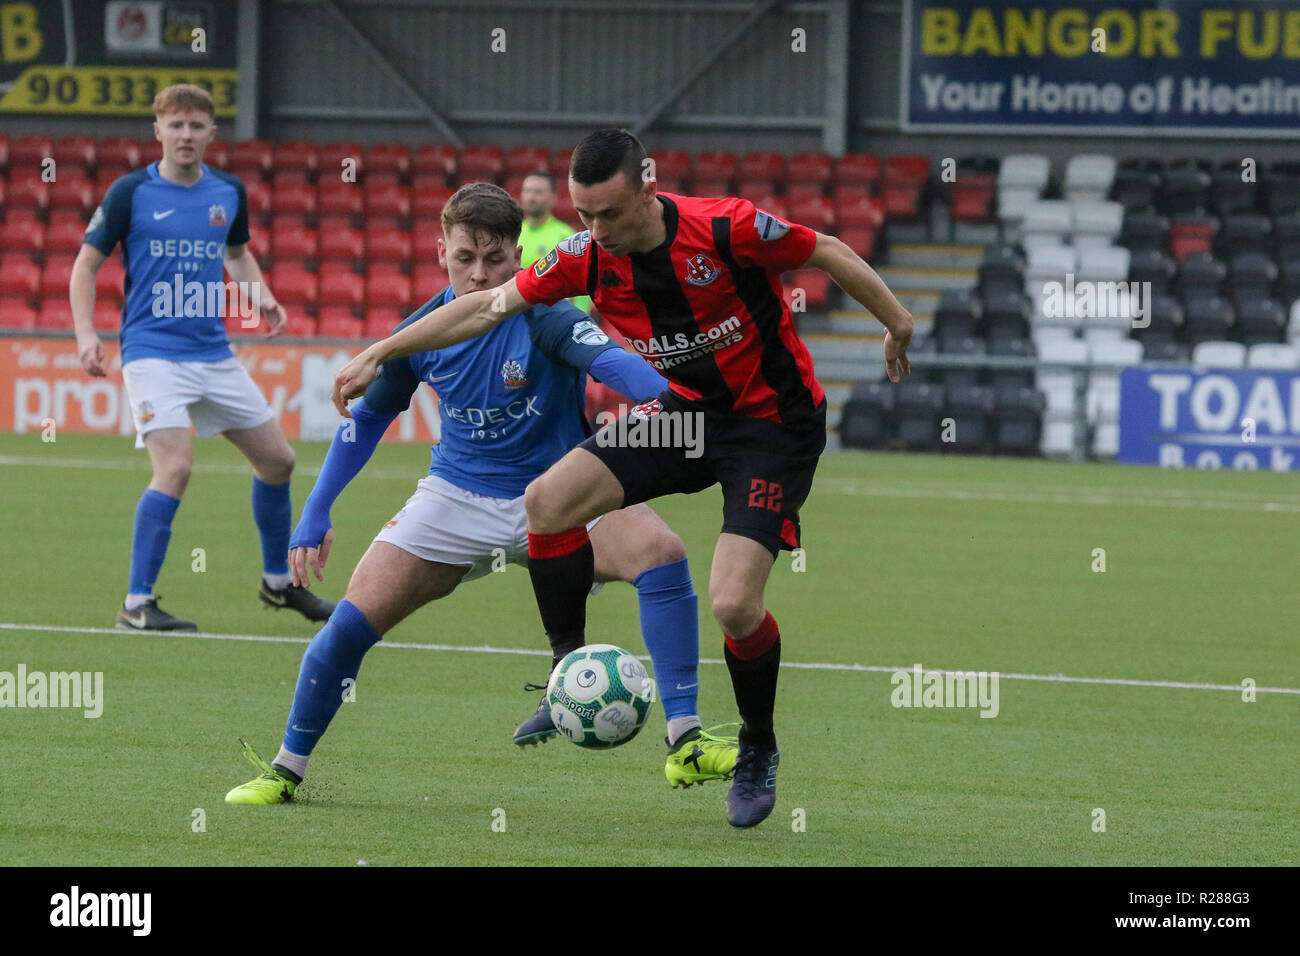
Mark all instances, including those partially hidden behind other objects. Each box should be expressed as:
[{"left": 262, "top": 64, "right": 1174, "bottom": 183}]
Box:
[
  {"left": 710, "top": 590, "right": 763, "bottom": 638},
  {"left": 156, "top": 457, "right": 193, "bottom": 495},
  {"left": 260, "top": 447, "right": 295, "bottom": 485},
  {"left": 524, "top": 475, "right": 567, "bottom": 533},
  {"left": 643, "top": 529, "right": 686, "bottom": 570}
]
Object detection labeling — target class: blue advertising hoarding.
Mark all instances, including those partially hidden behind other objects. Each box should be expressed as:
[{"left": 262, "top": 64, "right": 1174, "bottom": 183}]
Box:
[
  {"left": 1118, "top": 367, "right": 1300, "bottom": 470},
  {"left": 902, "top": 1, "right": 1300, "bottom": 135}
]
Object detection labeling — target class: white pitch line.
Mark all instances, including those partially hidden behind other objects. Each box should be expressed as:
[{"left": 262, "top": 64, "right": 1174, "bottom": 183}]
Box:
[{"left": 1, "top": 622, "right": 1296, "bottom": 696}]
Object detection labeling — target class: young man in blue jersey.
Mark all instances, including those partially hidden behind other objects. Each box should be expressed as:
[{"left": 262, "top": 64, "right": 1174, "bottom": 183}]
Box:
[
  {"left": 69, "top": 84, "right": 335, "bottom": 630},
  {"left": 225, "top": 183, "right": 736, "bottom": 803}
]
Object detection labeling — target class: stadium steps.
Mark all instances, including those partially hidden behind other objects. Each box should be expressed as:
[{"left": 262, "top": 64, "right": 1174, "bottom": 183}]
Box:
[
  {"left": 887, "top": 243, "right": 987, "bottom": 269},
  {"left": 873, "top": 265, "right": 977, "bottom": 293}
]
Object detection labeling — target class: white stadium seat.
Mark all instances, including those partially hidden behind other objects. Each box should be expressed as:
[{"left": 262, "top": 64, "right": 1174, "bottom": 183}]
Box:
[
  {"left": 1064, "top": 155, "right": 1117, "bottom": 203},
  {"left": 1246, "top": 343, "right": 1299, "bottom": 369},
  {"left": 1021, "top": 200, "right": 1072, "bottom": 249},
  {"left": 1086, "top": 339, "right": 1143, "bottom": 423},
  {"left": 998, "top": 154, "right": 1051, "bottom": 192},
  {"left": 1071, "top": 200, "right": 1124, "bottom": 249},
  {"left": 1192, "top": 341, "right": 1247, "bottom": 368}
]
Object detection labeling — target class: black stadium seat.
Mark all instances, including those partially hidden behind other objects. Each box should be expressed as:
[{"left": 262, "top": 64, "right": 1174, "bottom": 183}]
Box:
[
  {"left": 1128, "top": 249, "right": 1176, "bottom": 295},
  {"left": 1219, "top": 214, "right": 1272, "bottom": 259},
  {"left": 1183, "top": 296, "right": 1236, "bottom": 345},
  {"left": 1158, "top": 167, "right": 1211, "bottom": 216},
  {"left": 977, "top": 245, "right": 1026, "bottom": 298},
  {"left": 1236, "top": 298, "right": 1287, "bottom": 345},
  {"left": 1176, "top": 252, "right": 1227, "bottom": 301},
  {"left": 944, "top": 384, "right": 996, "bottom": 453},
  {"left": 986, "top": 336, "right": 1036, "bottom": 390},
  {"left": 1137, "top": 293, "right": 1186, "bottom": 346},
  {"left": 1211, "top": 169, "right": 1258, "bottom": 217},
  {"left": 1110, "top": 168, "right": 1160, "bottom": 210},
  {"left": 892, "top": 381, "right": 946, "bottom": 451},
  {"left": 993, "top": 386, "right": 1046, "bottom": 455},
  {"left": 1228, "top": 252, "right": 1278, "bottom": 303},
  {"left": 1120, "top": 210, "right": 1170, "bottom": 253},
  {"left": 1142, "top": 340, "right": 1191, "bottom": 364},
  {"left": 936, "top": 335, "right": 984, "bottom": 388},
  {"left": 933, "top": 289, "right": 981, "bottom": 340},
  {"left": 838, "top": 381, "right": 894, "bottom": 450}
]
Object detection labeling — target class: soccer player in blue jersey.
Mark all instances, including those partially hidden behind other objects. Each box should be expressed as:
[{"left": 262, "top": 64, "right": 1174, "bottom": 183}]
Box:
[
  {"left": 224, "top": 183, "right": 736, "bottom": 803},
  {"left": 69, "top": 84, "right": 334, "bottom": 630}
]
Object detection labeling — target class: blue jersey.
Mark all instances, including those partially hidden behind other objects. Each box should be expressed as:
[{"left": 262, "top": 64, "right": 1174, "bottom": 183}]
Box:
[
  {"left": 83, "top": 162, "right": 250, "bottom": 365},
  {"left": 361, "top": 287, "right": 619, "bottom": 499}
]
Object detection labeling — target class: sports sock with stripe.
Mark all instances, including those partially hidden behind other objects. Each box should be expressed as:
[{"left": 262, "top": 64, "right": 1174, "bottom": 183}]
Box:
[
  {"left": 724, "top": 611, "right": 781, "bottom": 749},
  {"left": 527, "top": 528, "right": 593, "bottom": 664}
]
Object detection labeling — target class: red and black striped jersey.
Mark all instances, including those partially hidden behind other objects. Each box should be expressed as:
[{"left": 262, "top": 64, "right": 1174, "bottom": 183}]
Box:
[{"left": 514, "top": 193, "right": 826, "bottom": 425}]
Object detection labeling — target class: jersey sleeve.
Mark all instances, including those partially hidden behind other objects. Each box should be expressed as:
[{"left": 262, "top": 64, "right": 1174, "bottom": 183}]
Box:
[
  {"left": 728, "top": 198, "right": 819, "bottom": 272},
  {"left": 226, "top": 179, "right": 251, "bottom": 247},
  {"left": 527, "top": 301, "right": 619, "bottom": 372},
  {"left": 512, "top": 230, "right": 594, "bottom": 305},
  {"left": 82, "top": 177, "right": 136, "bottom": 255}
]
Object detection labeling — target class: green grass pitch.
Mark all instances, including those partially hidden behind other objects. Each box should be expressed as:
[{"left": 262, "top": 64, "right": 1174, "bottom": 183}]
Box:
[{"left": 0, "top": 432, "right": 1296, "bottom": 865}]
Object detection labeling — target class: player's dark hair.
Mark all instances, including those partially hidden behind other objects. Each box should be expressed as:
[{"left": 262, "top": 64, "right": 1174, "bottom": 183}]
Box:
[
  {"left": 569, "top": 128, "right": 648, "bottom": 190},
  {"left": 440, "top": 182, "right": 524, "bottom": 247},
  {"left": 522, "top": 169, "right": 556, "bottom": 192}
]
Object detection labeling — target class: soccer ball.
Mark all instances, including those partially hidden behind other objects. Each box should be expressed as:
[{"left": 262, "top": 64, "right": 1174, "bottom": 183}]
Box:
[{"left": 547, "top": 644, "right": 656, "bottom": 749}]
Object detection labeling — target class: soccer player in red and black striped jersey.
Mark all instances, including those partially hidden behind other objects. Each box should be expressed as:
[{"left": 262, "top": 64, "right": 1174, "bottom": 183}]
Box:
[{"left": 333, "top": 129, "right": 913, "bottom": 828}]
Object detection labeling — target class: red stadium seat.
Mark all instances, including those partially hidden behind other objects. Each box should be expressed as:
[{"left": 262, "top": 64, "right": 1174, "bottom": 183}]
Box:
[
  {"left": 0, "top": 212, "right": 43, "bottom": 253},
  {"left": 95, "top": 257, "right": 126, "bottom": 302},
  {"left": 505, "top": 145, "right": 549, "bottom": 176},
  {"left": 788, "top": 196, "right": 835, "bottom": 231},
  {"left": 884, "top": 155, "right": 930, "bottom": 186},
  {"left": 0, "top": 178, "right": 7, "bottom": 209},
  {"left": 365, "top": 184, "right": 411, "bottom": 218},
  {"left": 364, "top": 309, "right": 404, "bottom": 338},
  {"left": 96, "top": 165, "right": 129, "bottom": 200},
  {"left": 0, "top": 257, "right": 40, "bottom": 297},
  {"left": 881, "top": 183, "right": 923, "bottom": 220},
  {"left": 548, "top": 148, "right": 571, "bottom": 181},
  {"left": 366, "top": 265, "right": 412, "bottom": 308},
  {"left": 319, "top": 226, "right": 366, "bottom": 261},
  {"left": 693, "top": 150, "right": 737, "bottom": 182},
  {"left": 93, "top": 300, "right": 120, "bottom": 331},
  {"left": 553, "top": 196, "right": 577, "bottom": 223},
  {"left": 412, "top": 224, "right": 444, "bottom": 260},
  {"left": 37, "top": 300, "right": 74, "bottom": 330},
  {"left": 11, "top": 135, "right": 52, "bottom": 166},
  {"left": 45, "top": 219, "right": 87, "bottom": 254},
  {"left": 411, "top": 172, "right": 450, "bottom": 191},
  {"left": 503, "top": 175, "right": 528, "bottom": 200},
  {"left": 365, "top": 171, "right": 403, "bottom": 190},
  {"left": 835, "top": 196, "right": 884, "bottom": 229},
  {"left": 836, "top": 227, "right": 877, "bottom": 259},
  {"left": 269, "top": 213, "right": 309, "bottom": 234},
  {"left": 413, "top": 185, "right": 454, "bottom": 218},
  {"left": 54, "top": 136, "right": 96, "bottom": 170},
  {"left": 649, "top": 149, "right": 691, "bottom": 180},
  {"left": 318, "top": 214, "right": 354, "bottom": 235},
  {"left": 366, "top": 143, "right": 411, "bottom": 176},
  {"left": 832, "top": 183, "right": 873, "bottom": 205},
  {"left": 137, "top": 138, "right": 161, "bottom": 165},
  {"left": 318, "top": 268, "right": 365, "bottom": 307},
  {"left": 738, "top": 182, "right": 778, "bottom": 204},
  {"left": 318, "top": 181, "right": 364, "bottom": 217},
  {"left": 834, "top": 154, "right": 881, "bottom": 190},
  {"left": 243, "top": 180, "right": 272, "bottom": 216},
  {"left": 0, "top": 298, "right": 37, "bottom": 330},
  {"left": 244, "top": 229, "right": 269, "bottom": 260},
  {"left": 270, "top": 225, "right": 318, "bottom": 262},
  {"left": 951, "top": 180, "right": 994, "bottom": 222},
  {"left": 283, "top": 315, "right": 317, "bottom": 338},
  {"left": 786, "top": 181, "right": 824, "bottom": 202},
  {"left": 0, "top": 133, "right": 7, "bottom": 169},
  {"left": 228, "top": 140, "right": 274, "bottom": 175},
  {"left": 270, "top": 181, "right": 316, "bottom": 216},
  {"left": 317, "top": 142, "right": 364, "bottom": 179},
  {"left": 784, "top": 270, "right": 831, "bottom": 310},
  {"left": 7, "top": 173, "right": 50, "bottom": 210},
  {"left": 787, "top": 152, "right": 833, "bottom": 185},
  {"left": 365, "top": 228, "right": 412, "bottom": 262},
  {"left": 273, "top": 141, "right": 318, "bottom": 175},
  {"left": 412, "top": 262, "right": 450, "bottom": 294},
  {"left": 738, "top": 151, "right": 786, "bottom": 190},
  {"left": 48, "top": 207, "right": 86, "bottom": 228},
  {"left": 204, "top": 141, "right": 228, "bottom": 168},
  {"left": 412, "top": 144, "right": 457, "bottom": 178},
  {"left": 1170, "top": 220, "right": 1218, "bottom": 263},
  {"left": 97, "top": 137, "right": 140, "bottom": 168},
  {"left": 271, "top": 169, "right": 312, "bottom": 187},
  {"left": 318, "top": 313, "right": 363, "bottom": 339},
  {"left": 654, "top": 176, "right": 684, "bottom": 194},
  {"left": 268, "top": 266, "right": 318, "bottom": 306},
  {"left": 754, "top": 196, "right": 789, "bottom": 221},
  {"left": 692, "top": 178, "right": 730, "bottom": 198},
  {"left": 458, "top": 144, "right": 504, "bottom": 181}
]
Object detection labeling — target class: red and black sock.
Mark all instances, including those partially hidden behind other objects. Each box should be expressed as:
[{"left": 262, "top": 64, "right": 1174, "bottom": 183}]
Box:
[
  {"left": 724, "top": 611, "right": 781, "bottom": 748},
  {"left": 527, "top": 528, "right": 593, "bottom": 666}
]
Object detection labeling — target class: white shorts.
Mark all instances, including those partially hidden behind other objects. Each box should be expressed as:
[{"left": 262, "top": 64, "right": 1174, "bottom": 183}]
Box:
[
  {"left": 374, "top": 474, "right": 604, "bottom": 586},
  {"left": 121, "top": 357, "right": 274, "bottom": 449}
]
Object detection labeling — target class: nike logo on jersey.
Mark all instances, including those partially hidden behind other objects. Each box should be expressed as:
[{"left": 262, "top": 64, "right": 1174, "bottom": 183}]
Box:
[
  {"left": 153, "top": 209, "right": 176, "bottom": 220},
  {"left": 428, "top": 371, "right": 458, "bottom": 383}
]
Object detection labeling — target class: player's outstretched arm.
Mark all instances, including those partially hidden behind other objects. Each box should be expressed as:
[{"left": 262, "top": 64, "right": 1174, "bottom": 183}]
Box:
[
  {"left": 69, "top": 244, "right": 108, "bottom": 377},
  {"left": 804, "top": 232, "right": 914, "bottom": 383},
  {"left": 332, "top": 277, "right": 531, "bottom": 416}
]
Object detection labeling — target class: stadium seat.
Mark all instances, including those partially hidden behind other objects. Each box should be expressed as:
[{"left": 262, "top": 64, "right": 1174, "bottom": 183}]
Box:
[
  {"left": 0, "top": 298, "right": 37, "bottom": 330},
  {"left": 997, "top": 155, "right": 1050, "bottom": 218},
  {"left": 458, "top": 144, "right": 504, "bottom": 181},
  {"left": 1119, "top": 210, "right": 1170, "bottom": 253},
  {"left": 738, "top": 152, "right": 786, "bottom": 192},
  {"left": 318, "top": 268, "right": 365, "bottom": 307},
  {"left": 365, "top": 184, "right": 411, "bottom": 218},
  {"left": 0, "top": 257, "right": 40, "bottom": 297},
  {"left": 95, "top": 257, "right": 126, "bottom": 303},
  {"left": 317, "top": 313, "right": 363, "bottom": 339},
  {"left": 228, "top": 140, "right": 274, "bottom": 176},
  {"left": 787, "top": 196, "right": 835, "bottom": 231},
  {"left": 1211, "top": 169, "right": 1258, "bottom": 217},
  {"left": 0, "top": 212, "right": 43, "bottom": 253},
  {"left": 270, "top": 225, "right": 319, "bottom": 262},
  {"left": 1275, "top": 212, "right": 1300, "bottom": 260},
  {"left": 1129, "top": 249, "right": 1176, "bottom": 295},
  {"left": 54, "top": 136, "right": 96, "bottom": 171},
  {"left": 1228, "top": 252, "right": 1278, "bottom": 302},
  {"left": 693, "top": 150, "right": 737, "bottom": 185},
  {"left": 787, "top": 153, "right": 833, "bottom": 186},
  {"left": 44, "top": 218, "right": 87, "bottom": 255},
  {"left": 986, "top": 336, "right": 1036, "bottom": 390},
  {"left": 1168, "top": 217, "right": 1218, "bottom": 263},
  {"left": 1110, "top": 167, "right": 1161, "bottom": 210},
  {"left": 691, "top": 178, "right": 730, "bottom": 198},
  {"left": 365, "top": 229, "right": 412, "bottom": 262},
  {"left": 361, "top": 308, "right": 403, "bottom": 338},
  {"left": 318, "top": 226, "right": 366, "bottom": 262},
  {"left": 204, "top": 142, "right": 229, "bottom": 168},
  {"left": 977, "top": 245, "right": 1026, "bottom": 298},
  {"left": 1236, "top": 298, "right": 1287, "bottom": 345},
  {"left": 1086, "top": 339, "right": 1142, "bottom": 424},
  {"left": 10, "top": 135, "right": 52, "bottom": 166},
  {"left": 48, "top": 176, "right": 94, "bottom": 213},
  {"left": 1158, "top": 167, "right": 1211, "bottom": 215},
  {"left": 1183, "top": 297, "right": 1236, "bottom": 345},
  {"left": 1263, "top": 171, "right": 1300, "bottom": 216},
  {"left": 1035, "top": 335, "right": 1088, "bottom": 417},
  {"left": 1064, "top": 155, "right": 1116, "bottom": 203},
  {"left": 838, "top": 381, "right": 894, "bottom": 450},
  {"left": 412, "top": 144, "right": 457, "bottom": 178},
  {"left": 1025, "top": 245, "right": 1077, "bottom": 318},
  {"left": 891, "top": 381, "right": 946, "bottom": 451},
  {"left": 366, "top": 267, "right": 412, "bottom": 309},
  {"left": 505, "top": 146, "right": 549, "bottom": 176},
  {"left": 1192, "top": 340, "right": 1246, "bottom": 368},
  {"left": 833, "top": 154, "right": 881, "bottom": 190},
  {"left": 318, "top": 142, "right": 364, "bottom": 177},
  {"left": 547, "top": 148, "right": 572, "bottom": 181},
  {"left": 366, "top": 143, "right": 411, "bottom": 176},
  {"left": 97, "top": 137, "right": 140, "bottom": 168},
  {"left": 934, "top": 290, "right": 981, "bottom": 340},
  {"left": 884, "top": 155, "right": 929, "bottom": 188},
  {"left": 37, "top": 300, "right": 74, "bottom": 331},
  {"left": 93, "top": 300, "right": 120, "bottom": 331},
  {"left": 982, "top": 291, "right": 1031, "bottom": 341},
  {"left": 243, "top": 181, "right": 272, "bottom": 217},
  {"left": 881, "top": 183, "right": 923, "bottom": 221},
  {"left": 1071, "top": 200, "right": 1123, "bottom": 248},
  {"left": 39, "top": 255, "right": 77, "bottom": 299},
  {"left": 412, "top": 262, "right": 450, "bottom": 294},
  {"left": 993, "top": 385, "right": 1046, "bottom": 454},
  {"left": 944, "top": 384, "right": 995, "bottom": 452},
  {"left": 951, "top": 178, "right": 994, "bottom": 223},
  {"left": 1077, "top": 246, "right": 1130, "bottom": 285},
  {"left": 1218, "top": 214, "right": 1271, "bottom": 259},
  {"left": 649, "top": 150, "right": 691, "bottom": 181},
  {"left": 282, "top": 315, "right": 317, "bottom": 338},
  {"left": 1246, "top": 342, "right": 1298, "bottom": 368},
  {"left": 1176, "top": 252, "right": 1228, "bottom": 301},
  {"left": 269, "top": 267, "right": 318, "bottom": 307},
  {"left": 1142, "top": 340, "right": 1190, "bottom": 363},
  {"left": 836, "top": 227, "right": 877, "bottom": 259},
  {"left": 6, "top": 172, "right": 50, "bottom": 210},
  {"left": 273, "top": 141, "right": 318, "bottom": 175},
  {"left": 318, "top": 181, "right": 364, "bottom": 217},
  {"left": 1021, "top": 200, "right": 1072, "bottom": 247},
  {"left": 412, "top": 224, "right": 444, "bottom": 261},
  {"left": 834, "top": 196, "right": 884, "bottom": 229},
  {"left": 271, "top": 169, "right": 312, "bottom": 188},
  {"left": 413, "top": 185, "right": 455, "bottom": 218},
  {"left": 936, "top": 335, "right": 985, "bottom": 389},
  {"left": 270, "top": 181, "right": 316, "bottom": 216}
]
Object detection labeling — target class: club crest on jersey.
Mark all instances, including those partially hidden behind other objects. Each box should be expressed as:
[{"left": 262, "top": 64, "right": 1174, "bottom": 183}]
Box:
[
  {"left": 630, "top": 399, "right": 663, "bottom": 420},
  {"left": 754, "top": 210, "right": 790, "bottom": 241},
  {"left": 534, "top": 248, "right": 559, "bottom": 277},
  {"left": 557, "top": 231, "right": 591, "bottom": 257},
  {"left": 136, "top": 400, "right": 155, "bottom": 424},
  {"left": 570, "top": 320, "right": 609, "bottom": 347},
  {"left": 86, "top": 206, "right": 104, "bottom": 234},
  {"left": 208, "top": 204, "right": 228, "bottom": 227},
  {"left": 684, "top": 253, "right": 719, "bottom": 286},
  {"left": 501, "top": 359, "right": 530, "bottom": 389}
]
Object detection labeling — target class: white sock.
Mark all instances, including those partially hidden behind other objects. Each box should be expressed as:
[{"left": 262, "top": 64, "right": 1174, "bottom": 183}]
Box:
[
  {"left": 262, "top": 571, "right": 292, "bottom": 590},
  {"left": 667, "top": 716, "right": 702, "bottom": 747},
  {"left": 273, "top": 746, "right": 309, "bottom": 780},
  {"left": 124, "top": 592, "right": 153, "bottom": 611}
]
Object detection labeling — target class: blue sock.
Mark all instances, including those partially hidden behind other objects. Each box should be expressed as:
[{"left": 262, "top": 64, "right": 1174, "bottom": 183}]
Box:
[
  {"left": 127, "top": 489, "right": 180, "bottom": 597},
  {"left": 282, "top": 600, "right": 382, "bottom": 756},
  {"left": 634, "top": 557, "right": 700, "bottom": 723},
  {"left": 251, "top": 477, "right": 291, "bottom": 576}
]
